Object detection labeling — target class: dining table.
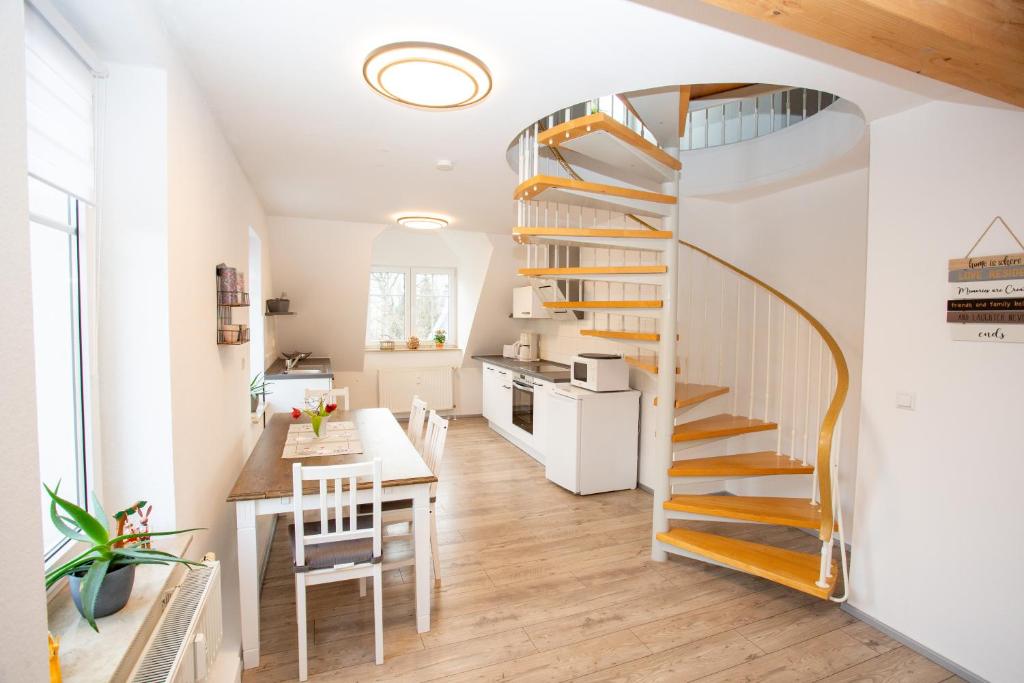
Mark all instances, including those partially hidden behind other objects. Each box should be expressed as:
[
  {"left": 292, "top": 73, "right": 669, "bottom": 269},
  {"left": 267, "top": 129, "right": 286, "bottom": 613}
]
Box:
[{"left": 227, "top": 408, "right": 437, "bottom": 670}]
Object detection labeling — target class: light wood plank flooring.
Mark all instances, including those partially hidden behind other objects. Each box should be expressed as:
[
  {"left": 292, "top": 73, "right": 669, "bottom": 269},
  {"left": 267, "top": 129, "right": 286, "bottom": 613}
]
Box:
[{"left": 243, "top": 417, "right": 955, "bottom": 682}]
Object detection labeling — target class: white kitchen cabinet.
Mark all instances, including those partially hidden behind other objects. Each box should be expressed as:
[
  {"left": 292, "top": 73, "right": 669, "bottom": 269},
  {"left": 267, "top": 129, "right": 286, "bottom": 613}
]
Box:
[
  {"left": 512, "top": 285, "right": 551, "bottom": 319},
  {"left": 482, "top": 364, "right": 499, "bottom": 422},
  {"left": 481, "top": 363, "right": 513, "bottom": 430},
  {"left": 267, "top": 376, "right": 332, "bottom": 415}
]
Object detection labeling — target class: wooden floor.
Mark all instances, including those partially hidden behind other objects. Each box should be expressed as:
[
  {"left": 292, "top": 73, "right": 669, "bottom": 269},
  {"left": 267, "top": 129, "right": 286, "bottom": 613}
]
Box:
[{"left": 244, "top": 417, "right": 958, "bottom": 683}]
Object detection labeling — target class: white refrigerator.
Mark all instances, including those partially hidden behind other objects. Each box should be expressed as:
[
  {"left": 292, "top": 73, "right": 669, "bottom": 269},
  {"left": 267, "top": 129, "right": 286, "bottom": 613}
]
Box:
[{"left": 536, "top": 383, "right": 640, "bottom": 494}]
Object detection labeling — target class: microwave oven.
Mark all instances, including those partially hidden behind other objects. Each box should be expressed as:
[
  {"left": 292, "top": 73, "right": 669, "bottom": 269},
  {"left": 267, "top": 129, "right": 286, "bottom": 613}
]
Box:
[{"left": 570, "top": 353, "right": 630, "bottom": 392}]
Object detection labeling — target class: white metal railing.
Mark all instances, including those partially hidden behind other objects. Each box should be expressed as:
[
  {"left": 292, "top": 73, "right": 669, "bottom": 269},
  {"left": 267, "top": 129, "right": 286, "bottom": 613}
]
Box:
[
  {"left": 681, "top": 87, "right": 839, "bottom": 151},
  {"left": 675, "top": 241, "right": 850, "bottom": 600}
]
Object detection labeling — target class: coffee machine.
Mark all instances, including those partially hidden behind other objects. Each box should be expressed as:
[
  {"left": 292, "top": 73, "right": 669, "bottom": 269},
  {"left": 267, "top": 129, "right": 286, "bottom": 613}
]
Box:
[{"left": 515, "top": 331, "right": 539, "bottom": 361}]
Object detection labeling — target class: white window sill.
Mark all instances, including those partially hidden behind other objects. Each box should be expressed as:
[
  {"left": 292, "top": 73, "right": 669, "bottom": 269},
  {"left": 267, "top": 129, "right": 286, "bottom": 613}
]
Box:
[
  {"left": 250, "top": 400, "right": 267, "bottom": 423},
  {"left": 47, "top": 535, "right": 192, "bottom": 681},
  {"left": 365, "top": 346, "right": 461, "bottom": 352}
]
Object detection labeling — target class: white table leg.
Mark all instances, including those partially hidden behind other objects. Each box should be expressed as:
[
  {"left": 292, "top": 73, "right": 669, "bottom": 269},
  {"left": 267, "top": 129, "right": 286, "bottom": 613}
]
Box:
[
  {"left": 236, "top": 500, "right": 260, "bottom": 669},
  {"left": 413, "top": 486, "right": 431, "bottom": 633}
]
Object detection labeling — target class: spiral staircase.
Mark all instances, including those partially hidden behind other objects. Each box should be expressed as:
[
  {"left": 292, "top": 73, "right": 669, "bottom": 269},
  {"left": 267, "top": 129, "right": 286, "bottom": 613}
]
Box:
[{"left": 511, "top": 85, "right": 850, "bottom": 600}]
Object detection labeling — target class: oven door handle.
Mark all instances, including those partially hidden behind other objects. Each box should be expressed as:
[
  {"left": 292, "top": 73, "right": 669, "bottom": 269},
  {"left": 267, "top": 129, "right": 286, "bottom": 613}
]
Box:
[{"left": 512, "top": 379, "right": 535, "bottom": 392}]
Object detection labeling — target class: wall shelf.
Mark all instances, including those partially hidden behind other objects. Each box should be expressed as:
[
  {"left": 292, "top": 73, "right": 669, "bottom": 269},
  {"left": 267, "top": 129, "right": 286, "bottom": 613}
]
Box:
[
  {"left": 266, "top": 311, "right": 296, "bottom": 316},
  {"left": 216, "top": 263, "right": 250, "bottom": 345}
]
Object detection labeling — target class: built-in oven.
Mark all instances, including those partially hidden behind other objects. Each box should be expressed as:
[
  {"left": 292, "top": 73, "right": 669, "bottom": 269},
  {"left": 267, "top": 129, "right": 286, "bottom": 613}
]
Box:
[{"left": 511, "top": 374, "right": 536, "bottom": 434}]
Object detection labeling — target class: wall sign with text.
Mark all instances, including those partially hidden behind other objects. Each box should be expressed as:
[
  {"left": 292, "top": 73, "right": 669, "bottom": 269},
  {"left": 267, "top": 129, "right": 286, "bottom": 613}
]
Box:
[{"left": 948, "top": 252, "right": 1024, "bottom": 342}]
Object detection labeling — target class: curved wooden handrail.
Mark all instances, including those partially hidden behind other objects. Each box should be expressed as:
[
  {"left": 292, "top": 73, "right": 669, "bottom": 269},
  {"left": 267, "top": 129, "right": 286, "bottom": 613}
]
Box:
[{"left": 679, "top": 239, "right": 849, "bottom": 542}]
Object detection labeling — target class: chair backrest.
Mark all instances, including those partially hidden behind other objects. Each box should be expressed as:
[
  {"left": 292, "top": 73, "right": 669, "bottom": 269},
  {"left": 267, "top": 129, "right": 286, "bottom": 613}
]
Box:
[
  {"left": 407, "top": 395, "right": 429, "bottom": 450},
  {"left": 291, "top": 459, "right": 382, "bottom": 568},
  {"left": 304, "top": 386, "right": 350, "bottom": 411},
  {"left": 422, "top": 411, "right": 448, "bottom": 494}
]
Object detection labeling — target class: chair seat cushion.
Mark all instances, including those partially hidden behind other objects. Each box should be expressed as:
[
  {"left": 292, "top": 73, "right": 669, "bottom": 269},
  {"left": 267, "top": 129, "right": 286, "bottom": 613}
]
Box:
[
  {"left": 357, "top": 497, "right": 436, "bottom": 515},
  {"left": 288, "top": 518, "right": 376, "bottom": 572}
]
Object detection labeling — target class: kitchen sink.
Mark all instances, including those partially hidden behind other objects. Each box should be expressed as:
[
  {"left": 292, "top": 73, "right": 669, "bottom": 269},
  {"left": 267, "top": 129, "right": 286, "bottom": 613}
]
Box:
[{"left": 287, "top": 366, "right": 327, "bottom": 374}]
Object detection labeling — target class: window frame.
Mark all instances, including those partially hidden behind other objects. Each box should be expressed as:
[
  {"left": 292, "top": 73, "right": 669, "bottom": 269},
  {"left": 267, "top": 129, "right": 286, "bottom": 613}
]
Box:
[
  {"left": 29, "top": 176, "right": 98, "bottom": 569},
  {"left": 366, "top": 265, "right": 457, "bottom": 348}
]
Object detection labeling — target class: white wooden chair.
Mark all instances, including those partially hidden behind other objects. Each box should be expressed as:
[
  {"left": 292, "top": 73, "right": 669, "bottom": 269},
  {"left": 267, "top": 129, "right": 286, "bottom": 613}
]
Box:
[
  {"left": 304, "top": 386, "right": 350, "bottom": 411},
  {"left": 291, "top": 459, "right": 383, "bottom": 680},
  {"left": 421, "top": 411, "right": 449, "bottom": 586},
  {"left": 407, "top": 395, "right": 429, "bottom": 451},
  {"left": 371, "top": 411, "right": 448, "bottom": 585}
]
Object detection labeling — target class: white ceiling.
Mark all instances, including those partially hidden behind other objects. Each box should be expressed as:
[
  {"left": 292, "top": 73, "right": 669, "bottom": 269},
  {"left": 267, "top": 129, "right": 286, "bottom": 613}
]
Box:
[{"left": 58, "top": 0, "right": 980, "bottom": 233}]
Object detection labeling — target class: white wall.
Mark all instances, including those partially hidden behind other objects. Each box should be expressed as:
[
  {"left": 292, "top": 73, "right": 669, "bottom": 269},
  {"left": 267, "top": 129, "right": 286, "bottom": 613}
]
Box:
[
  {"left": 268, "top": 216, "right": 384, "bottom": 372},
  {"left": 0, "top": 2, "right": 49, "bottom": 678},
  {"left": 98, "top": 64, "right": 177, "bottom": 529},
  {"left": 681, "top": 170, "right": 869, "bottom": 535},
  {"left": 851, "top": 101, "right": 1024, "bottom": 682},
  {"left": 163, "top": 40, "right": 275, "bottom": 663}
]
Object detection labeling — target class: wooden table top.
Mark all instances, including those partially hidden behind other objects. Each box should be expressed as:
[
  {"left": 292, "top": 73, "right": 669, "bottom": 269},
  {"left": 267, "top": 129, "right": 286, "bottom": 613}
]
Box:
[{"left": 227, "top": 408, "right": 436, "bottom": 502}]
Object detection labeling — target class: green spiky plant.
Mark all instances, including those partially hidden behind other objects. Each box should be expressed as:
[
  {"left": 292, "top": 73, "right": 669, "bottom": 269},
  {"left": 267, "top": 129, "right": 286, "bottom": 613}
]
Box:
[{"left": 43, "top": 483, "right": 203, "bottom": 631}]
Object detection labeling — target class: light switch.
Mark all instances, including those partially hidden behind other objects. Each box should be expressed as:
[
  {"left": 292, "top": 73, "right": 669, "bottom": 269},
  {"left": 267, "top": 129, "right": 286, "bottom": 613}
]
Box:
[{"left": 895, "top": 392, "right": 916, "bottom": 410}]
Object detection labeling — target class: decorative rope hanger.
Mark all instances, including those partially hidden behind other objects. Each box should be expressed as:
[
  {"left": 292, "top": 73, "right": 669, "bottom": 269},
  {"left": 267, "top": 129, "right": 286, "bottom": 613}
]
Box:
[{"left": 964, "top": 216, "right": 1024, "bottom": 258}]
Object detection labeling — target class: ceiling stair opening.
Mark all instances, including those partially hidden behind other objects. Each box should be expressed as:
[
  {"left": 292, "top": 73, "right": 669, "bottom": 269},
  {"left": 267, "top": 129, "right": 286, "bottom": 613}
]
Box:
[{"left": 510, "top": 82, "right": 851, "bottom": 603}]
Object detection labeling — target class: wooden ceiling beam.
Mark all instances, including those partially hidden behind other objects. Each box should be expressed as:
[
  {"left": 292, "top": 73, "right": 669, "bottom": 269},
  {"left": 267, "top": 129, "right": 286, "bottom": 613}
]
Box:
[{"left": 696, "top": 0, "right": 1024, "bottom": 108}]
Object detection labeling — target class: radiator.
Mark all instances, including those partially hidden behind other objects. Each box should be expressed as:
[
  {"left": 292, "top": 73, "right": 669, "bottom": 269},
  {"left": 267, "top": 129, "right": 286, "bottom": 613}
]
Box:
[
  {"left": 130, "top": 559, "right": 223, "bottom": 683},
  {"left": 378, "top": 366, "right": 454, "bottom": 412}
]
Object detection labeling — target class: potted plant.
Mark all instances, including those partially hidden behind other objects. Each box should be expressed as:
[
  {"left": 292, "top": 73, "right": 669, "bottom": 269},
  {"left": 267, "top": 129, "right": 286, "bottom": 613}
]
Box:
[
  {"left": 433, "top": 329, "right": 446, "bottom": 349},
  {"left": 291, "top": 395, "right": 338, "bottom": 438},
  {"left": 250, "top": 372, "right": 271, "bottom": 412},
  {"left": 43, "top": 484, "right": 201, "bottom": 631}
]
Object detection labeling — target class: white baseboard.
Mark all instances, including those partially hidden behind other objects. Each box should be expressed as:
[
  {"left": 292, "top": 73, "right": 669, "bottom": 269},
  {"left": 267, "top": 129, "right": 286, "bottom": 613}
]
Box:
[
  {"left": 209, "top": 643, "right": 242, "bottom": 683},
  {"left": 841, "top": 604, "right": 988, "bottom": 683}
]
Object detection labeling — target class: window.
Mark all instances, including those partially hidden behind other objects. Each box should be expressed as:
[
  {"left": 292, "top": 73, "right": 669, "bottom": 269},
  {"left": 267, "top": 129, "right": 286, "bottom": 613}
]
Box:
[
  {"left": 366, "top": 267, "right": 455, "bottom": 345},
  {"left": 29, "top": 180, "right": 89, "bottom": 559},
  {"left": 25, "top": 3, "right": 97, "bottom": 560}
]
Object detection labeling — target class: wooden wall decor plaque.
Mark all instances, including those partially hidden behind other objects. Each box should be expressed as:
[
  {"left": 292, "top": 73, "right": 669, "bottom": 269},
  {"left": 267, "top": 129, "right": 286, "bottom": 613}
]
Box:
[{"left": 948, "top": 217, "right": 1024, "bottom": 343}]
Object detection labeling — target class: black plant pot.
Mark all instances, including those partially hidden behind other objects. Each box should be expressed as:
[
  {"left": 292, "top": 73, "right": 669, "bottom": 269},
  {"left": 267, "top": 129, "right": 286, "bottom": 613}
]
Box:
[{"left": 69, "top": 563, "right": 136, "bottom": 621}]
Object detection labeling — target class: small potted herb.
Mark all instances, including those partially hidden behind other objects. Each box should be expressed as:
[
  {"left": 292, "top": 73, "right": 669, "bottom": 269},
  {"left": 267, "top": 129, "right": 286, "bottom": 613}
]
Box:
[
  {"left": 433, "top": 329, "right": 446, "bottom": 349},
  {"left": 44, "top": 484, "right": 201, "bottom": 631},
  {"left": 250, "top": 372, "right": 271, "bottom": 412}
]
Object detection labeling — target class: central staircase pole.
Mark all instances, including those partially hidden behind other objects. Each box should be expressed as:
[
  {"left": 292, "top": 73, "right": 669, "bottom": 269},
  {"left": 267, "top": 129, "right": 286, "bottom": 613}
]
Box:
[{"left": 651, "top": 145, "right": 680, "bottom": 561}]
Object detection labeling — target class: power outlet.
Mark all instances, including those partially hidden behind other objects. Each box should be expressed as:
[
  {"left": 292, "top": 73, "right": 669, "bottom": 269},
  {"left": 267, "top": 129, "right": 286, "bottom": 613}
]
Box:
[{"left": 895, "top": 392, "right": 916, "bottom": 410}]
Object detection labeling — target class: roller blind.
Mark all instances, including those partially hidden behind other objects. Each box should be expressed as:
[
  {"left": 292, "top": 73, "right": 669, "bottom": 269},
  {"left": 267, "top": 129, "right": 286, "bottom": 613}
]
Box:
[{"left": 24, "top": 3, "right": 95, "bottom": 203}]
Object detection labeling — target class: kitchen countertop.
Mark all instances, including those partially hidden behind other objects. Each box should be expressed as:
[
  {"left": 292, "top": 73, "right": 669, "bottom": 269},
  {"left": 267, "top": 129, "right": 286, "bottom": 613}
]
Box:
[
  {"left": 265, "top": 356, "right": 334, "bottom": 380},
  {"left": 472, "top": 354, "right": 571, "bottom": 383}
]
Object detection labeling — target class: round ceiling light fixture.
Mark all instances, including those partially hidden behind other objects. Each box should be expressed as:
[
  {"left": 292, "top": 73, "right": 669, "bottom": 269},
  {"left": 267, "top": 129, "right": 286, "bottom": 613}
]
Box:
[
  {"left": 363, "top": 42, "right": 491, "bottom": 110},
  {"left": 397, "top": 215, "right": 448, "bottom": 230}
]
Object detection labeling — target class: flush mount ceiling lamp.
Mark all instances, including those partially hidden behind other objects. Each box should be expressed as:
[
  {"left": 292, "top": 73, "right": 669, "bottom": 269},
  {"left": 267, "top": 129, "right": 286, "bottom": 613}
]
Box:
[
  {"left": 363, "top": 42, "right": 491, "bottom": 110},
  {"left": 397, "top": 215, "right": 448, "bottom": 230}
]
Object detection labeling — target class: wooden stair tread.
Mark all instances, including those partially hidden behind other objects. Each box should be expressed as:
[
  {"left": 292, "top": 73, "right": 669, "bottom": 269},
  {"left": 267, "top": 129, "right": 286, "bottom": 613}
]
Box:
[
  {"left": 624, "top": 355, "right": 680, "bottom": 374},
  {"left": 581, "top": 329, "right": 660, "bottom": 342},
  {"left": 543, "top": 300, "right": 663, "bottom": 309},
  {"left": 513, "top": 175, "right": 677, "bottom": 205},
  {"left": 513, "top": 227, "right": 671, "bottom": 239},
  {"left": 657, "top": 527, "right": 838, "bottom": 600},
  {"left": 519, "top": 265, "right": 667, "bottom": 276},
  {"left": 537, "top": 112, "right": 682, "bottom": 173},
  {"left": 654, "top": 382, "right": 729, "bottom": 408},
  {"left": 673, "top": 413, "right": 777, "bottom": 442},
  {"left": 669, "top": 451, "right": 814, "bottom": 477},
  {"left": 663, "top": 494, "right": 822, "bottom": 529}
]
